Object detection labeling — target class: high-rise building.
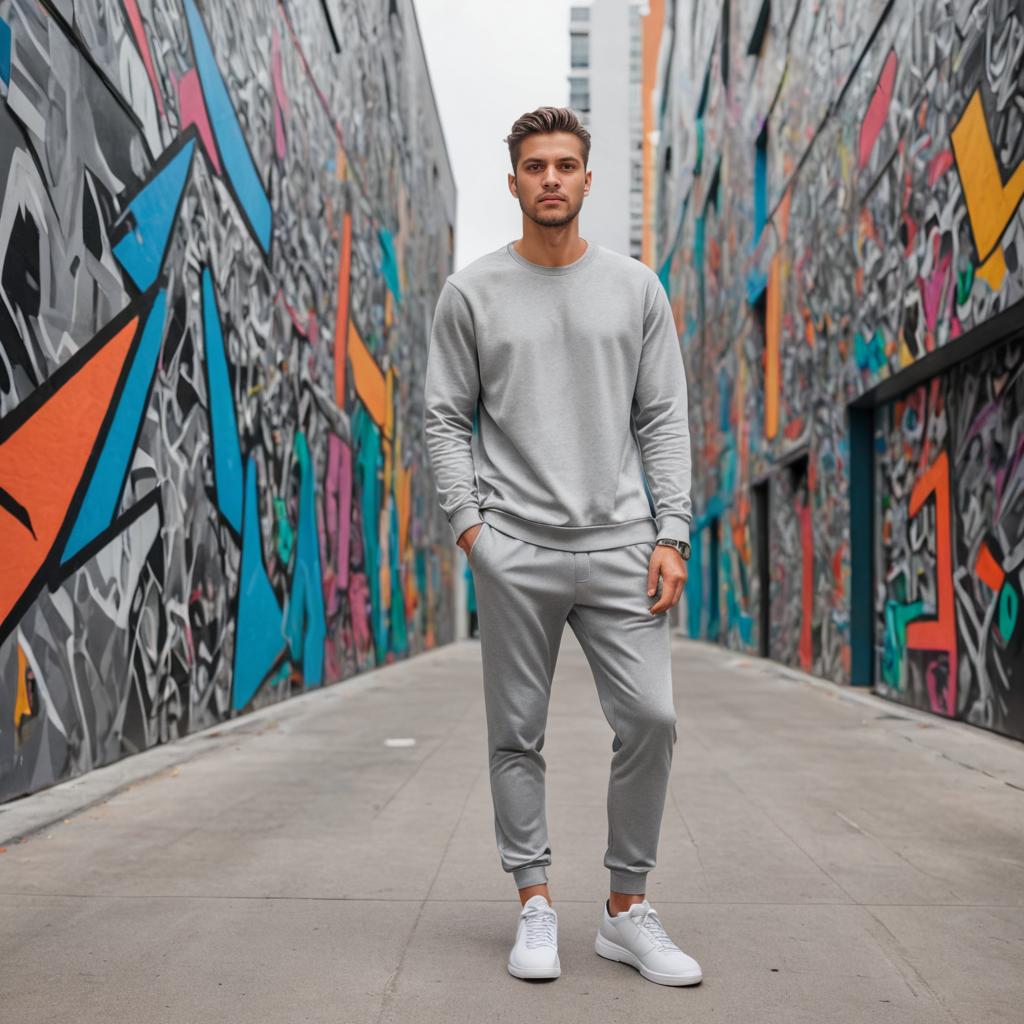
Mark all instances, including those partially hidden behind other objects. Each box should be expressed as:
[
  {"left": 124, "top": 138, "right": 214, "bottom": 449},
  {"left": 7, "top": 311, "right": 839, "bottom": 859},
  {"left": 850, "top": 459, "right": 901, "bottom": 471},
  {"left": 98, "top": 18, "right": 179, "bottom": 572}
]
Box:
[{"left": 568, "top": 1, "right": 646, "bottom": 259}]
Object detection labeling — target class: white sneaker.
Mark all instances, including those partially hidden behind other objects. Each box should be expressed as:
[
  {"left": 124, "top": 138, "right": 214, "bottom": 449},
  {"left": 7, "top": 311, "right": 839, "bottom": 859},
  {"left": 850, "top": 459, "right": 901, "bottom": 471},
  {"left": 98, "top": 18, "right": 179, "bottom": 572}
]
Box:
[
  {"left": 595, "top": 898, "right": 702, "bottom": 986},
  {"left": 507, "top": 894, "right": 561, "bottom": 979}
]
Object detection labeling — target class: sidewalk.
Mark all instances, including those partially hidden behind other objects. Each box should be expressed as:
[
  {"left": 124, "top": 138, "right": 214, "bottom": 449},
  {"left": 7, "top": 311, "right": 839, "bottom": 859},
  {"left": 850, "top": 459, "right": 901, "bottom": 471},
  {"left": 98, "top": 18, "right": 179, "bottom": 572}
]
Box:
[{"left": 1, "top": 635, "right": 1022, "bottom": 1023}]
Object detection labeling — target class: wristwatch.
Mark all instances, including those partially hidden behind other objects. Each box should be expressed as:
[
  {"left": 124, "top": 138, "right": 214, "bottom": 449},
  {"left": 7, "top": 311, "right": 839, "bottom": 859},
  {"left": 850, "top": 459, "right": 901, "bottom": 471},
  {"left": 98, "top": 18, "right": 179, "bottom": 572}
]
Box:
[{"left": 656, "top": 537, "right": 691, "bottom": 560}]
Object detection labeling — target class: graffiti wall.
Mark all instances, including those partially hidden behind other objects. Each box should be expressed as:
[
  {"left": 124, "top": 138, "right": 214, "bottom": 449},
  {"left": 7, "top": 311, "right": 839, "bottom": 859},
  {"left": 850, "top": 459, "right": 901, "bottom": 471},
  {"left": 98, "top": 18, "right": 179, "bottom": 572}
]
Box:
[
  {"left": 652, "top": 0, "right": 1024, "bottom": 738},
  {"left": 876, "top": 337, "right": 1024, "bottom": 737},
  {"left": 0, "top": 0, "right": 456, "bottom": 803}
]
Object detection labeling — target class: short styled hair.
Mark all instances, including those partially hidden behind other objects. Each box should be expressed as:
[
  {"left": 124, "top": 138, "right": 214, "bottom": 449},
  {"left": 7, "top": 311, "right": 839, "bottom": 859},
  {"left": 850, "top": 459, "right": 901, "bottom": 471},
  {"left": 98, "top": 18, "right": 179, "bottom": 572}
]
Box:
[{"left": 504, "top": 106, "right": 592, "bottom": 174}]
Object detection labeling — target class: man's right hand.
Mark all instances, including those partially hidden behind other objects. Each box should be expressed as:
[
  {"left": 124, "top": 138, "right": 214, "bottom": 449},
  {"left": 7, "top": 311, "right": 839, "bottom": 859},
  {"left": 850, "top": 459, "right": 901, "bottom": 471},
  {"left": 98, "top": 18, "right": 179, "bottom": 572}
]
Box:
[{"left": 458, "top": 523, "right": 485, "bottom": 557}]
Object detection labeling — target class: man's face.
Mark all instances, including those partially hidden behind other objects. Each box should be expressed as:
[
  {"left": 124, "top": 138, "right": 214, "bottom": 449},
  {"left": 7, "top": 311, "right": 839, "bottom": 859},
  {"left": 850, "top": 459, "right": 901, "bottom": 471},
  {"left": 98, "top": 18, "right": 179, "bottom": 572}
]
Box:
[{"left": 508, "top": 132, "right": 590, "bottom": 228}]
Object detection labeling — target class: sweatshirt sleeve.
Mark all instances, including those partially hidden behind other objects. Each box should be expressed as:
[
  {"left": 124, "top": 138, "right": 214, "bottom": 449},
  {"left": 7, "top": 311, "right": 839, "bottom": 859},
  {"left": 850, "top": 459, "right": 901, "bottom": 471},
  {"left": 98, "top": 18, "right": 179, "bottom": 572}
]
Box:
[
  {"left": 631, "top": 276, "right": 693, "bottom": 544},
  {"left": 423, "top": 280, "right": 485, "bottom": 543}
]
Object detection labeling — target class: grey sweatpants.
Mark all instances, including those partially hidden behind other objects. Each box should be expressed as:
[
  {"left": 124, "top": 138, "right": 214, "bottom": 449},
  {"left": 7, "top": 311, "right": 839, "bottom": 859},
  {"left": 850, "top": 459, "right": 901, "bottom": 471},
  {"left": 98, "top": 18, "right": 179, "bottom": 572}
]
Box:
[{"left": 468, "top": 521, "right": 678, "bottom": 895}]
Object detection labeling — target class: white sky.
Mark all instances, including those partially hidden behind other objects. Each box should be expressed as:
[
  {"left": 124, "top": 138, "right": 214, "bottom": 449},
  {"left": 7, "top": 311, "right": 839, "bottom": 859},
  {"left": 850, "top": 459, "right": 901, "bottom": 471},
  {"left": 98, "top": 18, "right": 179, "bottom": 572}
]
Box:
[{"left": 414, "top": 0, "right": 576, "bottom": 270}]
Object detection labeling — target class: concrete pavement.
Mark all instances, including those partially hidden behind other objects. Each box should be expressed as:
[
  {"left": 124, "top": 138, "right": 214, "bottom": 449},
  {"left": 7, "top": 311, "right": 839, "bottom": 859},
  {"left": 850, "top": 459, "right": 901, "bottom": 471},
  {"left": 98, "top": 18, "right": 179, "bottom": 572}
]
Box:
[{"left": 1, "top": 635, "right": 1023, "bottom": 1023}]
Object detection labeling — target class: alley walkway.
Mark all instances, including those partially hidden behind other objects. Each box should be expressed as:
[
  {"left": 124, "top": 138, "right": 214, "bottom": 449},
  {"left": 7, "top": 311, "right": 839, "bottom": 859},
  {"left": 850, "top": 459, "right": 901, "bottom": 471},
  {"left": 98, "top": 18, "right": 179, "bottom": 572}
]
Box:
[{"left": 1, "top": 636, "right": 1023, "bottom": 1023}]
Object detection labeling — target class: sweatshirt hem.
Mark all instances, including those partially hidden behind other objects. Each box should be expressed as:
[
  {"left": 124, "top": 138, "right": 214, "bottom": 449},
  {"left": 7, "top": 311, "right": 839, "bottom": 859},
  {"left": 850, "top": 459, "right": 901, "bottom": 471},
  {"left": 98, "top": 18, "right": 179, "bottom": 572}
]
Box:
[{"left": 481, "top": 508, "right": 657, "bottom": 552}]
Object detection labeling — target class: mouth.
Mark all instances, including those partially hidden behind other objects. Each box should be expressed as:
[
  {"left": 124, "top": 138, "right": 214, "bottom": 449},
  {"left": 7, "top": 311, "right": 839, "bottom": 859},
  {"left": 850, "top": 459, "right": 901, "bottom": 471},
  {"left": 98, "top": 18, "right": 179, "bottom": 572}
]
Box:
[{"left": 540, "top": 196, "right": 565, "bottom": 204}]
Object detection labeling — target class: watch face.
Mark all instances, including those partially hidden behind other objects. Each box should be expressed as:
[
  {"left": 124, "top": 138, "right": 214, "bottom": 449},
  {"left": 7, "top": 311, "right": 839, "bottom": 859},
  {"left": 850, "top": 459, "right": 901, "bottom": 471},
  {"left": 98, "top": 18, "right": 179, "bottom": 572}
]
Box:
[
  {"left": 658, "top": 539, "right": 690, "bottom": 558},
  {"left": 657, "top": 538, "right": 689, "bottom": 557}
]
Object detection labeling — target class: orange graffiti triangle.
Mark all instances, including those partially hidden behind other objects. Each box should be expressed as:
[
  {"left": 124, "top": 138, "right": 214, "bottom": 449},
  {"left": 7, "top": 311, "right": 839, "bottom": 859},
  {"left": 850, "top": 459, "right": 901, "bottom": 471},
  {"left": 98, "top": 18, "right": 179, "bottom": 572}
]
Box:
[{"left": 0, "top": 316, "right": 139, "bottom": 629}]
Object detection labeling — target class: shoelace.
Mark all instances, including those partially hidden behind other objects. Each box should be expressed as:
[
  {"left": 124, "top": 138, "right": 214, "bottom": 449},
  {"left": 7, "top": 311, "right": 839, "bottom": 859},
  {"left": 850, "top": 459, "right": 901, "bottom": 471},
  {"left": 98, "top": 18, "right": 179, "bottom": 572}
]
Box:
[
  {"left": 630, "top": 905, "right": 679, "bottom": 952},
  {"left": 522, "top": 907, "right": 557, "bottom": 949}
]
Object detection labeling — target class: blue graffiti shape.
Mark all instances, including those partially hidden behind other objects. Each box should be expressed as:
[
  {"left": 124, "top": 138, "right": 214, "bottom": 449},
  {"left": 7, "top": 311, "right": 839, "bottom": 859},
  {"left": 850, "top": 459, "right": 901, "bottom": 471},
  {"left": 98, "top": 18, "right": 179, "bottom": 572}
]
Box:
[
  {"left": 0, "top": 17, "right": 11, "bottom": 86},
  {"left": 746, "top": 266, "right": 767, "bottom": 305},
  {"left": 854, "top": 330, "right": 887, "bottom": 374},
  {"left": 202, "top": 268, "right": 244, "bottom": 532},
  {"left": 284, "top": 432, "right": 326, "bottom": 686},
  {"left": 353, "top": 407, "right": 385, "bottom": 658},
  {"left": 389, "top": 497, "right": 408, "bottom": 655},
  {"left": 62, "top": 292, "right": 167, "bottom": 563},
  {"left": 183, "top": 0, "right": 272, "bottom": 252},
  {"left": 233, "top": 456, "right": 285, "bottom": 710},
  {"left": 113, "top": 141, "right": 195, "bottom": 290}
]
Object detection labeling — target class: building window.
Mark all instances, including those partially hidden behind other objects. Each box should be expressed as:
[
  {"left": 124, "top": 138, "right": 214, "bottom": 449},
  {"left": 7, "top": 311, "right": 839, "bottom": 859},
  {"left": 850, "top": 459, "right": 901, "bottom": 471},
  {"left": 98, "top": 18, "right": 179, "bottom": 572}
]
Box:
[
  {"left": 571, "top": 32, "right": 590, "bottom": 68},
  {"left": 570, "top": 76, "right": 590, "bottom": 113}
]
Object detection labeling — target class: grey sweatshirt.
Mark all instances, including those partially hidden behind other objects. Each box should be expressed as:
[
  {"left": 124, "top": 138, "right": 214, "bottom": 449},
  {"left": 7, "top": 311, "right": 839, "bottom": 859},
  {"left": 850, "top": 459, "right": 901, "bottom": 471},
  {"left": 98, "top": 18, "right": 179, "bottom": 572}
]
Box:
[{"left": 423, "top": 240, "right": 692, "bottom": 552}]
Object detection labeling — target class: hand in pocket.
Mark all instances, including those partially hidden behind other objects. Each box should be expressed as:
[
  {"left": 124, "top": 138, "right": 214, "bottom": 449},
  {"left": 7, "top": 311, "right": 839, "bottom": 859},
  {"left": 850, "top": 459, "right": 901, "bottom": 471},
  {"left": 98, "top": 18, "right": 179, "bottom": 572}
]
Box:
[{"left": 459, "top": 523, "right": 485, "bottom": 559}]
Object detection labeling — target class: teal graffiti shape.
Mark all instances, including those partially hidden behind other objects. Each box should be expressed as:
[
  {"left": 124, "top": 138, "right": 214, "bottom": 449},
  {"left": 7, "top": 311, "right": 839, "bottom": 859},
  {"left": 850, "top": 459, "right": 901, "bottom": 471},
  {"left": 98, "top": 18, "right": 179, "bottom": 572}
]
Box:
[
  {"left": 232, "top": 456, "right": 285, "bottom": 710},
  {"left": 354, "top": 406, "right": 386, "bottom": 659},
  {"left": 882, "top": 598, "right": 924, "bottom": 689},
  {"left": 284, "top": 433, "right": 327, "bottom": 686},
  {"left": 998, "top": 583, "right": 1018, "bottom": 644},
  {"left": 273, "top": 496, "right": 294, "bottom": 564},
  {"left": 202, "top": 267, "right": 244, "bottom": 532},
  {"left": 854, "top": 330, "right": 886, "bottom": 374},
  {"left": 379, "top": 226, "right": 402, "bottom": 303},
  {"left": 388, "top": 498, "right": 408, "bottom": 657}
]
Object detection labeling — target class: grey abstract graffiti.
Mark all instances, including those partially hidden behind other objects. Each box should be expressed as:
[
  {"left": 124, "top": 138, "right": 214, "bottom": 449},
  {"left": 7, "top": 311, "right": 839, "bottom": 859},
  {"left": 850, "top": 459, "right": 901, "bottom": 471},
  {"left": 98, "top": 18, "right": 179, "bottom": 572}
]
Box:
[{"left": 0, "top": 0, "right": 456, "bottom": 802}]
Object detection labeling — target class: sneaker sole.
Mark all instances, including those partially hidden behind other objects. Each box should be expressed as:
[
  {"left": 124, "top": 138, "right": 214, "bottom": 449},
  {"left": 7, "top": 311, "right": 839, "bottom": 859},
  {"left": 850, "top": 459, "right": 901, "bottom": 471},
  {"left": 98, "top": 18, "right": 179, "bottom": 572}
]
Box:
[
  {"left": 594, "top": 932, "right": 702, "bottom": 986},
  {"left": 507, "top": 958, "right": 561, "bottom": 980}
]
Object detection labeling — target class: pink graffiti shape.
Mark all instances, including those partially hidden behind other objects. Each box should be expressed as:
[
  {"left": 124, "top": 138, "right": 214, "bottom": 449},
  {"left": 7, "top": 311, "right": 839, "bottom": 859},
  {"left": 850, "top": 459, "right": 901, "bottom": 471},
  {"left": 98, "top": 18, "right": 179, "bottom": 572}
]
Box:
[
  {"left": 927, "top": 149, "right": 954, "bottom": 187},
  {"left": 349, "top": 572, "right": 372, "bottom": 656},
  {"left": 919, "top": 250, "right": 952, "bottom": 334},
  {"left": 324, "top": 434, "right": 353, "bottom": 617},
  {"left": 178, "top": 68, "right": 222, "bottom": 176},
  {"left": 275, "top": 289, "right": 316, "bottom": 339},
  {"left": 123, "top": 0, "right": 166, "bottom": 122},
  {"left": 859, "top": 51, "right": 897, "bottom": 169}
]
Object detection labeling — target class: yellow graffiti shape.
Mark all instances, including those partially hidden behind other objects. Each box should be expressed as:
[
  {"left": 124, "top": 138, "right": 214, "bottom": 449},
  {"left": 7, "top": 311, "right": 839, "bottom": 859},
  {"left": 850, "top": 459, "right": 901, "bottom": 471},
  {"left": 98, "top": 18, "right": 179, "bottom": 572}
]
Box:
[
  {"left": 951, "top": 90, "right": 1024, "bottom": 262},
  {"left": 977, "top": 246, "right": 1007, "bottom": 290}
]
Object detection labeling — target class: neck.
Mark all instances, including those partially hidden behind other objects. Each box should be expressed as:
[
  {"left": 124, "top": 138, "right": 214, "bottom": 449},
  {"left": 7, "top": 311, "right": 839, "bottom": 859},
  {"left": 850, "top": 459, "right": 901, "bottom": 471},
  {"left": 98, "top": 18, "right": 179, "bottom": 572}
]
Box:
[{"left": 513, "top": 224, "right": 587, "bottom": 268}]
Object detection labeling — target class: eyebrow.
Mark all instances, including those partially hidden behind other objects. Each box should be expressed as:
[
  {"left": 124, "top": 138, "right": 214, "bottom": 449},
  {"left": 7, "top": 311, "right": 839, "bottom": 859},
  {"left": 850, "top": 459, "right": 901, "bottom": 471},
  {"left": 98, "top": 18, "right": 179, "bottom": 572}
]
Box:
[{"left": 523, "top": 157, "right": 580, "bottom": 164}]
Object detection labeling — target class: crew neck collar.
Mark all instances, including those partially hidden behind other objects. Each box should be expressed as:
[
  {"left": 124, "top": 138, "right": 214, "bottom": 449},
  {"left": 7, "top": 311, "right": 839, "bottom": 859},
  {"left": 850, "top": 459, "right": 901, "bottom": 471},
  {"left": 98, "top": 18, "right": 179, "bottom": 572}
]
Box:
[{"left": 505, "top": 239, "right": 598, "bottom": 276}]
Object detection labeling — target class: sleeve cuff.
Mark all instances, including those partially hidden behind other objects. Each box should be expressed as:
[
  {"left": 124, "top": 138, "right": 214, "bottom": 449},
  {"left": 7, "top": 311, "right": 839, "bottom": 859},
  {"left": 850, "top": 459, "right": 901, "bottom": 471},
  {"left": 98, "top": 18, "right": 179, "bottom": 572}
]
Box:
[
  {"left": 449, "top": 504, "right": 484, "bottom": 543},
  {"left": 655, "top": 515, "right": 691, "bottom": 544}
]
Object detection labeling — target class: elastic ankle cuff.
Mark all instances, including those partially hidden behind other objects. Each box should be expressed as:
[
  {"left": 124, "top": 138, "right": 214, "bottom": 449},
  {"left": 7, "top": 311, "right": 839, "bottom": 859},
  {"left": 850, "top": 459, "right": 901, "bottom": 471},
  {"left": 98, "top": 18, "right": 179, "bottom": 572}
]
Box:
[
  {"left": 610, "top": 869, "right": 648, "bottom": 895},
  {"left": 513, "top": 864, "right": 549, "bottom": 889}
]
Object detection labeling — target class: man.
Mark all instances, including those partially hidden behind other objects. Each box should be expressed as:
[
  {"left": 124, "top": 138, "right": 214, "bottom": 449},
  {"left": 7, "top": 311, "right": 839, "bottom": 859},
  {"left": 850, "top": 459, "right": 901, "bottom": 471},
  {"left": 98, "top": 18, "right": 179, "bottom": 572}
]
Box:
[{"left": 423, "top": 106, "right": 701, "bottom": 987}]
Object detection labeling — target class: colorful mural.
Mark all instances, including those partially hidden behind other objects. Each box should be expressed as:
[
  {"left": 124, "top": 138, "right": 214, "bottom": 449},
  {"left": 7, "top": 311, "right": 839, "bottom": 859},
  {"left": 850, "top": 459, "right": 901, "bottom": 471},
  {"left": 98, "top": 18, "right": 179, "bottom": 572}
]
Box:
[
  {"left": 0, "top": 0, "right": 456, "bottom": 802},
  {"left": 876, "top": 338, "right": 1024, "bottom": 738},
  {"left": 652, "top": 0, "right": 1024, "bottom": 738}
]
